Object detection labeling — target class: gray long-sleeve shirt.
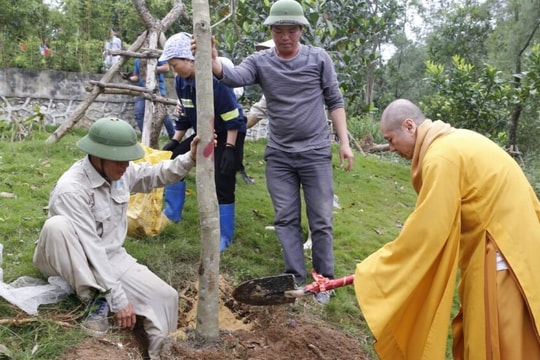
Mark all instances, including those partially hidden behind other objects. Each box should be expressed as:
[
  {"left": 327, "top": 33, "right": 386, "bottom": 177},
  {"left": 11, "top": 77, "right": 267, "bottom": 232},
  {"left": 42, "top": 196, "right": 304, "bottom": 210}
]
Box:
[
  {"left": 45, "top": 153, "right": 194, "bottom": 311},
  {"left": 221, "top": 44, "right": 344, "bottom": 152}
]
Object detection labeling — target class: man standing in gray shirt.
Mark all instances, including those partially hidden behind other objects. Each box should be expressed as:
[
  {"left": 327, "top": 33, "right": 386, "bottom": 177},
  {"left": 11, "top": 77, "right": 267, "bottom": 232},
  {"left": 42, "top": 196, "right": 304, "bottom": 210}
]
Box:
[{"left": 201, "top": 0, "right": 354, "bottom": 304}]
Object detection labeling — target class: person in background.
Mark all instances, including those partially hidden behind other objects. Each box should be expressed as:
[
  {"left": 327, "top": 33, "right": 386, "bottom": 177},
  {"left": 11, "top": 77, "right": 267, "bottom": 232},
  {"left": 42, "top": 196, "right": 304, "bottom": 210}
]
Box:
[
  {"left": 39, "top": 37, "right": 51, "bottom": 57},
  {"left": 219, "top": 56, "right": 245, "bottom": 101},
  {"left": 200, "top": 0, "right": 354, "bottom": 304},
  {"left": 121, "top": 58, "right": 175, "bottom": 139},
  {"left": 354, "top": 99, "right": 540, "bottom": 359},
  {"left": 33, "top": 117, "right": 200, "bottom": 359},
  {"left": 220, "top": 56, "right": 257, "bottom": 185},
  {"left": 246, "top": 95, "right": 268, "bottom": 130},
  {"left": 159, "top": 32, "right": 247, "bottom": 252},
  {"left": 245, "top": 39, "right": 274, "bottom": 131},
  {"left": 236, "top": 39, "right": 275, "bottom": 185},
  {"left": 103, "top": 28, "right": 122, "bottom": 72}
]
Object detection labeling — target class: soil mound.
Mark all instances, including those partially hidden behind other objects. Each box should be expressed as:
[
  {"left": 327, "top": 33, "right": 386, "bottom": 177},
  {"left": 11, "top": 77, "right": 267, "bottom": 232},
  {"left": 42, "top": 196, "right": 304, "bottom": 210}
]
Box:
[{"left": 62, "top": 276, "right": 371, "bottom": 359}]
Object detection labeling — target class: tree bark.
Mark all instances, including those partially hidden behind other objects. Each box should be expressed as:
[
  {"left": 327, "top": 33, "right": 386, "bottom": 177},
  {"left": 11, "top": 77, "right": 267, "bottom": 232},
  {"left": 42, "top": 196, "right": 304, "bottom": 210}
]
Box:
[
  {"left": 192, "top": 0, "right": 220, "bottom": 340},
  {"left": 140, "top": 29, "right": 162, "bottom": 148},
  {"left": 88, "top": 80, "right": 153, "bottom": 94},
  {"left": 108, "top": 48, "right": 161, "bottom": 59}
]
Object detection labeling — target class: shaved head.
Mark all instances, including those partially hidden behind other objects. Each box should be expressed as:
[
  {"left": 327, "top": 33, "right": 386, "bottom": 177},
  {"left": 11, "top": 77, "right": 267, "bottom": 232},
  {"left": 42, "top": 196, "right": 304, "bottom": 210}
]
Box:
[
  {"left": 379, "top": 99, "right": 426, "bottom": 160},
  {"left": 381, "top": 99, "right": 426, "bottom": 130}
]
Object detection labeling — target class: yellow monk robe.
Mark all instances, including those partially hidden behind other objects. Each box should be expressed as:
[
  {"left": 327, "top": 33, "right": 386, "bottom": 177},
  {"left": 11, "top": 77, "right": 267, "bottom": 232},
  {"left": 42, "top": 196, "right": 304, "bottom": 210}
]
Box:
[{"left": 354, "top": 120, "right": 540, "bottom": 359}]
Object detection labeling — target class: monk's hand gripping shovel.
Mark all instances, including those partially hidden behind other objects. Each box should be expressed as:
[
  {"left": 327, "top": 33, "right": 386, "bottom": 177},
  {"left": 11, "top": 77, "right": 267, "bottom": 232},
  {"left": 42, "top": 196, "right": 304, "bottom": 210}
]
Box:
[{"left": 232, "top": 270, "right": 355, "bottom": 306}]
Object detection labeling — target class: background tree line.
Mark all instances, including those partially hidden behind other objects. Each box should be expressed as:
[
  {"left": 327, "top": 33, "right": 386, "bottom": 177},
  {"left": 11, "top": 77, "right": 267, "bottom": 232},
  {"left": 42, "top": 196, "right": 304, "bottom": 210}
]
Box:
[{"left": 1, "top": 0, "right": 540, "bottom": 152}]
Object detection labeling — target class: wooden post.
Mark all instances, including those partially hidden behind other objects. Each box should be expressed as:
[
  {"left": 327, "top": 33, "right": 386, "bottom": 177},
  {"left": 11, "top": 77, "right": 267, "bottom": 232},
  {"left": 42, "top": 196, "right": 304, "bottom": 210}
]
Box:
[
  {"left": 45, "top": 33, "right": 147, "bottom": 144},
  {"left": 141, "top": 29, "right": 160, "bottom": 147}
]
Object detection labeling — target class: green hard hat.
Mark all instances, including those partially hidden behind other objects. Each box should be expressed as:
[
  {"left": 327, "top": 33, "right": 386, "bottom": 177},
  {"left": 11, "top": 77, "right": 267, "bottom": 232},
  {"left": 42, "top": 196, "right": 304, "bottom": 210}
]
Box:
[
  {"left": 76, "top": 117, "right": 144, "bottom": 161},
  {"left": 263, "top": 0, "right": 309, "bottom": 26}
]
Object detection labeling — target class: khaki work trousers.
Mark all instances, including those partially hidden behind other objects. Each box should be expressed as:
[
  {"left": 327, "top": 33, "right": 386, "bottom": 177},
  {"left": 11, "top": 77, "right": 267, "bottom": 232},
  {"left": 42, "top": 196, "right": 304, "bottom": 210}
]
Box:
[{"left": 33, "top": 215, "right": 178, "bottom": 358}]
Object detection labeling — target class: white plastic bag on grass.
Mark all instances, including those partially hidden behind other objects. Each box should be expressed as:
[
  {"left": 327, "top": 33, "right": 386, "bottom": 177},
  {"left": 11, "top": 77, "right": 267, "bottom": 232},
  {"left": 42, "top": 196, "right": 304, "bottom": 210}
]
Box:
[
  {"left": 0, "top": 243, "right": 73, "bottom": 315},
  {"left": 0, "top": 275, "right": 73, "bottom": 315}
]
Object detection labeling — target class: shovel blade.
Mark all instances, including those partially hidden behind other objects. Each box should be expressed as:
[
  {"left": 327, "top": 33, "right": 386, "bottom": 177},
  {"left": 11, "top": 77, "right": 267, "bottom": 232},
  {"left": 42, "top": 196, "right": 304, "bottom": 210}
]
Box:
[{"left": 232, "top": 274, "right": 297, "bottom": 306}]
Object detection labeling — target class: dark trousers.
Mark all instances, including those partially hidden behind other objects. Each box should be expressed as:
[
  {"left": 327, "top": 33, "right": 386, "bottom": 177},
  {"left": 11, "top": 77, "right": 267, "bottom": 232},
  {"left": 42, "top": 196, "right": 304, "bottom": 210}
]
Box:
[
  {"left": 170, "top": 132, "right": 245, "bottom": 204},
  {"left": 135, "top": 97, "right": 175, "bottom": 139}
]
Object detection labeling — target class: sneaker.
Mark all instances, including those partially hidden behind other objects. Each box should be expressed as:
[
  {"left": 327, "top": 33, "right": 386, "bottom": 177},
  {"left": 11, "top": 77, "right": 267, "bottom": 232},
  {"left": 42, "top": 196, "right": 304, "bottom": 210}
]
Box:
[
  {"left": 81, "top": 298, "right": 110, "bottom": 336},
  {"left": 314, "top": 290, "right": 334, "bottom": 305}
]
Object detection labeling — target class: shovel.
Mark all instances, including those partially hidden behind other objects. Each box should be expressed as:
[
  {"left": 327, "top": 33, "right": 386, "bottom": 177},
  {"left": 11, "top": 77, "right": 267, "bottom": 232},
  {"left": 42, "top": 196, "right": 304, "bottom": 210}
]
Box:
[{"left": 232, "top": 271, "right": 355, "bottom": 306}]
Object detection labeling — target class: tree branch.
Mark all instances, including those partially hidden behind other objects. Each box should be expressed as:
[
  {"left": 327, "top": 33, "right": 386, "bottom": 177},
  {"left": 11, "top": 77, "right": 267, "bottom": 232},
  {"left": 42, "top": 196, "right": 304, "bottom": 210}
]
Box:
[
  {"left": 0, "top": 318, "right": 74, "bottom": 328},
  {"left": 133, "top": 0, "right": 157, "bottom": 30},
  {"left": 88, "top": 80, "right": 152, "bottom": 94},
  {"left": 162, "top": 1, "right": 188, "bottom": 30},
  {"left": 518, "top": 18, "right": 540, "bottom": 58},
  {"left": 108, "top": 49, "right": 161, "bottom": 59}
]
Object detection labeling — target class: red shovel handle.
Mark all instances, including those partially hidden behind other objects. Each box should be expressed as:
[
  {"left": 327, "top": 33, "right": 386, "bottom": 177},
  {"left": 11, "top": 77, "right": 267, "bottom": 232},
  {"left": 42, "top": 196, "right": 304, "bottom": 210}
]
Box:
[{"left": 303, "top": 274, "right": 355, "bottom": 294}]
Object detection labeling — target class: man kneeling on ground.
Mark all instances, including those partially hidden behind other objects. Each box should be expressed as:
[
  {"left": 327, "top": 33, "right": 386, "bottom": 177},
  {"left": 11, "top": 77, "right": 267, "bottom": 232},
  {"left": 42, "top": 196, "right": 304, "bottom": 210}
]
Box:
[{"left": 33, "top": 117, "right": 199, "bottom": 359}]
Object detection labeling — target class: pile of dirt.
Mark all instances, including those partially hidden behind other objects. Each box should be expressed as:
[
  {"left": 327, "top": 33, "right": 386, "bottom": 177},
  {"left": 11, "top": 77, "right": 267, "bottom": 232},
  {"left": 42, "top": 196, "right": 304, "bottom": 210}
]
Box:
[{"left": 61, "top": 277, "right": 372, "bottom": 360}]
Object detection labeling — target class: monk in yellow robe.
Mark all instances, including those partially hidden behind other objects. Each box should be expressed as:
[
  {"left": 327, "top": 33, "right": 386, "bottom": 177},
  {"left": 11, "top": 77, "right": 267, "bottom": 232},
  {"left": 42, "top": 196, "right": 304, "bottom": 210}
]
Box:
[{"left": 355, "top": 99, "right": 540, "bottom": 360}]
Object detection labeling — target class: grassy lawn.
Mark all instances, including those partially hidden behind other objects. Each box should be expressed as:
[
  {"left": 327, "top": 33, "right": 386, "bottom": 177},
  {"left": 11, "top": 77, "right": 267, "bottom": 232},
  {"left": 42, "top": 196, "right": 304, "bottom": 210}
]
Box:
[{"left": 0, "top": 126, "right": 417, "bottom": 358}]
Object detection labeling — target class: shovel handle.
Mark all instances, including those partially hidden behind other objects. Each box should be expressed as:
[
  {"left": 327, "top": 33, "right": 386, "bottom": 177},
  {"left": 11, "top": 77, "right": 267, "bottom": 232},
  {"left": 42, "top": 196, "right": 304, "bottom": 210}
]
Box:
[{"left": 304, "top": 274, "right": 355, "bottom": 294}]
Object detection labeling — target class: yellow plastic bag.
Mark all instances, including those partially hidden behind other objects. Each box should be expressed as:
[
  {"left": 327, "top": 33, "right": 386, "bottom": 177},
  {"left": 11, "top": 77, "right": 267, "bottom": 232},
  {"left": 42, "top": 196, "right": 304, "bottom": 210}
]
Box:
[{"left": 127, "top": 143, "right": 172, "bottom": 237}]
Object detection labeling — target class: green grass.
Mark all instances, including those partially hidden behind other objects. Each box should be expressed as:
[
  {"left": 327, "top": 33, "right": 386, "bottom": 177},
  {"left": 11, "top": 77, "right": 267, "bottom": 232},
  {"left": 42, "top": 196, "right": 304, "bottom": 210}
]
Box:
[{"left": 0, "top": 125, "right": 417, "bottom": 359}]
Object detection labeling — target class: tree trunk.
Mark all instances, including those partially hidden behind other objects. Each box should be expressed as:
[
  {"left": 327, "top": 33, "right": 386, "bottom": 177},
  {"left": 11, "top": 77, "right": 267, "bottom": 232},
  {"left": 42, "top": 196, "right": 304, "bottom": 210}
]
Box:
[
  {"left": 192, "top": 0, "right": 220, "bottom": 340},
  {"left": 140, "top": 29, "right": 163, "bottom": 148},
  {"left": 508, "top": 18, "right": 540, "bottom": 151},
  {"left": 508, "top": 70, "right": 522, "bottom": 154}
]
